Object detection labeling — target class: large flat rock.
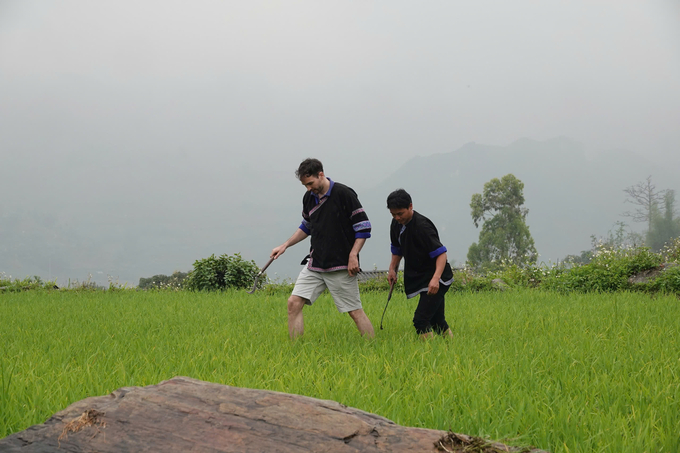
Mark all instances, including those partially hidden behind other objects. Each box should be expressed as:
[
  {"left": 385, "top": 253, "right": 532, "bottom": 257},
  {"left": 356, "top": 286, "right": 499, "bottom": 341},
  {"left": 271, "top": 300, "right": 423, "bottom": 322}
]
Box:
[{"left": 1, "top": 376, "right": 548, "bottom": 452}]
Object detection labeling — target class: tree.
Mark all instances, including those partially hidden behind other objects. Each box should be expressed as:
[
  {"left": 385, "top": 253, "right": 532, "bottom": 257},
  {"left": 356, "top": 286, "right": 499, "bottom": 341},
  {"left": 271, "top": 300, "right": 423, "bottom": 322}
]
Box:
[
  {"left": 467, "top": 174, "right": 537, "bottom": 269},
  {"left": 647, "top": 189, "right": 680, "bottom": 251},
  {"left": 622, "top": 175, "right": 666, "bottom": 232}
]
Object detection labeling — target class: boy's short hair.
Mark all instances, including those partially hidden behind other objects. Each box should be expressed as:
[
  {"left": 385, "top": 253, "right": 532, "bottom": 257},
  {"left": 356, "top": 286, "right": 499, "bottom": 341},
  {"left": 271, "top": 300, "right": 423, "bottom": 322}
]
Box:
[
  {"left": 386, "top": 189, "right": 412, "bottom": 210},
  {"left": 296, "top": 158, "right": 324, "bottom": 179}
]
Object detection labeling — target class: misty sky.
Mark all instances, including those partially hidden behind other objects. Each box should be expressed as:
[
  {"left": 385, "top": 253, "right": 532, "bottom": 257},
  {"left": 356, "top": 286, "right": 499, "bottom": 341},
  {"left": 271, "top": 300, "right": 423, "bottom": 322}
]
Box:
[{"left": 1, "top": 1, "right": 679, "bottom": 284}]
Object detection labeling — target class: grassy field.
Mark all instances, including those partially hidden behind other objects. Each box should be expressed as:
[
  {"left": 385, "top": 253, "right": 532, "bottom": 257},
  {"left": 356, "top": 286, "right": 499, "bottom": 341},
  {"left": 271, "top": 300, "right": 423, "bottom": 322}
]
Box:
[{"left": 1, "top": 288, "right": 679, "bottom": 452}]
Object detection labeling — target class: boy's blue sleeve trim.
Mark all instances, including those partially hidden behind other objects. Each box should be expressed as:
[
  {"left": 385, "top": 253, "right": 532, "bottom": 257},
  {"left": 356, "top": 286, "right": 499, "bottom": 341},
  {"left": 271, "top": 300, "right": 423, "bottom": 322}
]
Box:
[
  {"left": 428, "top": 246, "right": 447, "bottom": 259},
  {"left": 391, "top": 245, "right": 402, "bottom": 256},
  {"left": 299, "top": 223, "right": 311, "bottom": 235},
  {"left": 355, "top": 232, "right": 371, "bottom": 239}
]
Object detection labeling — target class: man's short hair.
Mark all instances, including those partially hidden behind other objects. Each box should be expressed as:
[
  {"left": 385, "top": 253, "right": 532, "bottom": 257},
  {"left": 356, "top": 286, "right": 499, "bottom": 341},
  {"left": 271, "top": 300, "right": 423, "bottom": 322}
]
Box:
[
  {"left": 386, "top": 189, "right": 412, "bottom": 210},
  {"left": 296, "top": 158, "right": 324, "bottom": 179}
]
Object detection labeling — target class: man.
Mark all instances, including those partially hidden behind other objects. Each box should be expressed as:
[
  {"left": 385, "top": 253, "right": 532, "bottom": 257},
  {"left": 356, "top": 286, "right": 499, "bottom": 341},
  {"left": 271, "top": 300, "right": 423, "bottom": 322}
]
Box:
[
  {"left": 386, "top": 189, "right": 454, "bottom": 339},
  {"left": 271, "top": 158, "right": 375, "bottom": 338}
]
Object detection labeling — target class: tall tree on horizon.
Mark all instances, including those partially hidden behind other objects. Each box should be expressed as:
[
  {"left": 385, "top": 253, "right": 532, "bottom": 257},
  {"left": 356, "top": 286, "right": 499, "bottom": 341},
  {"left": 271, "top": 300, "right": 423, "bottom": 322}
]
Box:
[
  {"left": 622, "top": 175, "right": 666, "bottom": 233},
  {"left": 647, "top": 189, "right": 680, "bottom": 251},
  {"left": 467, "top": 174, "right": 537, "bottom": 269}
]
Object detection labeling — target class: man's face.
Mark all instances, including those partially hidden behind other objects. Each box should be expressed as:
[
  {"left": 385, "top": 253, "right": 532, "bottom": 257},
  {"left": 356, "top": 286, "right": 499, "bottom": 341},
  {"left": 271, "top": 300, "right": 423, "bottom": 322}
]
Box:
[
  {"left": 389, "top": 204, "right": 414, "bottom": 225},
  {"left": 300, "top": 173, "right": 327, "bottom": 197}
]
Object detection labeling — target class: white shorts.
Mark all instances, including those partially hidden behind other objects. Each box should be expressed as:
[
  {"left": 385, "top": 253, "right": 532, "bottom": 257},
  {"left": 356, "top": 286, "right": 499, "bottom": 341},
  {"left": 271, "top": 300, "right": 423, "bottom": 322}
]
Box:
[{"left": 291, "top": 267, "right": 363, "bottom": 313}]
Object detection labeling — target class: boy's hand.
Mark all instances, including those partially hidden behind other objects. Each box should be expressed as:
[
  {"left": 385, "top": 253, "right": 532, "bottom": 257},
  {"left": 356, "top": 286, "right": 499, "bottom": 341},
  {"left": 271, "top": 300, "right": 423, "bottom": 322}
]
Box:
[
  {"left": 427, "top": 278, "right": 440, "bottom": 295},
  {"left": 387, "top": 269, "right": 398, "bottom": 286}
]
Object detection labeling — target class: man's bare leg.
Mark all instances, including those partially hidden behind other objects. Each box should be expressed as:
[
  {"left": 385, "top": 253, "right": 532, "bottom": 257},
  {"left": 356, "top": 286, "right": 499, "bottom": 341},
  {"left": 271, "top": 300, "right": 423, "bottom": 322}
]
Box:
[
  {"left": 348, "top": 309, "right": 375, "bottom": 338},
  {"left": 288, "top": 295, "right": 306, "bottom": 339}
]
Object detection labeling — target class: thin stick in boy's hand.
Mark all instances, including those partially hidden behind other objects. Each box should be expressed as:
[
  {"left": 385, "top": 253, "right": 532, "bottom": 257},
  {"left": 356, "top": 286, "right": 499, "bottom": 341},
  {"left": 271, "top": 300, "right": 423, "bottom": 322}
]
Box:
[{"left": 380, "top": 282, "right": 395, "bottom": 330}]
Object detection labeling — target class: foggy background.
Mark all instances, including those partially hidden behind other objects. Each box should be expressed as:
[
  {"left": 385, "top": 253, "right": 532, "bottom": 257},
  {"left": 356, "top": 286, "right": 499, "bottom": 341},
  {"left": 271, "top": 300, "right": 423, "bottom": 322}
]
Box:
[{"left": 1, "top": 1, "right": 679, "bottom": 286}]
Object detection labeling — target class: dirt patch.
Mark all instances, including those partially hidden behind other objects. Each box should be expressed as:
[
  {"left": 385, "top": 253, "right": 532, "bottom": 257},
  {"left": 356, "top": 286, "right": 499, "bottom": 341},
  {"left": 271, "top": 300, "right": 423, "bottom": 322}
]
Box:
[{"left": 58, "top": 409, "right": 106, "bottom": 445}]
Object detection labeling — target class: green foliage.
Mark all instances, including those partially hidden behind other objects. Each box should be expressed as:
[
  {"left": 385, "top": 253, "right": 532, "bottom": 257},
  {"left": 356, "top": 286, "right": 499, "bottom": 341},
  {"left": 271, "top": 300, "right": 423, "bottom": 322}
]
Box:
[
  {"left": 138, "top": 271, "right": 188, "bottom": 290},
  {"left": 562, "top": 250, "right": 594, "bottom": 265},
  {"left": 459, "top": 274, "right": 494, "bottom": 292},
  {"left": 450, "top": 241, "right": 678, "bottom": 296},
  {"left": 487, "top": 262, "right": 547, "bottom": 288},
  {"left": 542, "top": 244, "right": 663, "bottom": 293},
  {"left": 647, "top": 190, "right": 680, "bottom": 251},
  {"left": 467, "top": 174, "right": 537, "bottom": 270},
  {"left": 357, "top": 272, "right": 404, "bottom": 293},
  {"left": 644, "top": 264, "right": 680, "bottom": 293},
  {"left": 0, "top": 273, "right": 57, "bottom": 292},
  {"left": 261, "top": 281, "right": 296, "bottom": 295},
  {"left": 184, "top": 253, "right": 261, "bottom": 291},
  {"left": 660, "top": 236, "right": 680, "bottom": 263}
]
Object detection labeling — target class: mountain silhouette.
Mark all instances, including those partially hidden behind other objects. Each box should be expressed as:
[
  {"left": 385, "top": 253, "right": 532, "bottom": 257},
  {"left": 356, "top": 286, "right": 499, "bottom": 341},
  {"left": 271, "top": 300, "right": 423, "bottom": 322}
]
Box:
[{"left": 361, "top": 137, "right": 678, "bottom": 267}]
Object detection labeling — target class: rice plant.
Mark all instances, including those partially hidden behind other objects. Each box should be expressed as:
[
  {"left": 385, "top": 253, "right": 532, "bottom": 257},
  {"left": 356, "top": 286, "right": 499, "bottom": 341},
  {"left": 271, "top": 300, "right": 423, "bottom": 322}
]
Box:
[{"left": 1, "top": 289, "right": 678, "bottom": 452}]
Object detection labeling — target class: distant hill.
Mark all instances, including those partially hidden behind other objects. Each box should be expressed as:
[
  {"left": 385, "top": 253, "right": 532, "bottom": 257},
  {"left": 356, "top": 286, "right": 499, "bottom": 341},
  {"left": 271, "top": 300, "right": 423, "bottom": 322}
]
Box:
[{"left": 359, "top": 137, "right": 679, "bottom": 267}]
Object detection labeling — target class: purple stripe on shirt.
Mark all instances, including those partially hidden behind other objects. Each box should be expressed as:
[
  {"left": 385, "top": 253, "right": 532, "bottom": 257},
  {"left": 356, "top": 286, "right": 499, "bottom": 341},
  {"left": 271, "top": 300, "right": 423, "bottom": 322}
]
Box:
[
  {"left": 353, "top": 220, "right": 371, "bottom": 232},
  {"left": 309, "top": 197, "right": 327, "bottom": 216}
]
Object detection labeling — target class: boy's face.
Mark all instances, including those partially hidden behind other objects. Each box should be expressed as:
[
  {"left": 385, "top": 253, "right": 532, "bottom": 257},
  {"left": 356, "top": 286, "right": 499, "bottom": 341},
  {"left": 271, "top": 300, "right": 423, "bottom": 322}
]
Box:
[{"left": 389, "top": 204, "right": 414, "bottom": 225}]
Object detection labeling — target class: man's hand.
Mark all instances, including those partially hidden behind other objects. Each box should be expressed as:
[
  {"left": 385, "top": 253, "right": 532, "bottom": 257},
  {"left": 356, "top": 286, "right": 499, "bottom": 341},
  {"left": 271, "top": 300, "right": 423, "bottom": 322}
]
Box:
[
  {"left": 427, "top": 277, "right": 440, "bottom": 295},
  {"left": 271, "top": 229, "right": 309, "bottom": 259},
  {"left": 271, "top": 244, "right": 287, "bottom": 259},
  {"left": 348, "top": 253, "right": 360, "bottom": 276}
]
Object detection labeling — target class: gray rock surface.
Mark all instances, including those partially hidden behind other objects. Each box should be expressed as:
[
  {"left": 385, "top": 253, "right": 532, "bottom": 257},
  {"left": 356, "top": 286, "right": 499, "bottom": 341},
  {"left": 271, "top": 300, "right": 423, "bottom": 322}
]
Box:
[
  {"left": 0, "top": 376, "right": 548, "bottom": 452},
  {"left": 628, "top": 263, "right": 678, "bottom": 284},
  {"left": 491, "top": 278, "right": 509, "bottom": 291}
]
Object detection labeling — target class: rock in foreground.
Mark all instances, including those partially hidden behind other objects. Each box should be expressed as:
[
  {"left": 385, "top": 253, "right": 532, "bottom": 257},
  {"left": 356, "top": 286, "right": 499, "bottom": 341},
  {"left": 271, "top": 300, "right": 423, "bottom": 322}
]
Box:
[{"left": 1, "top": 376, "right": 548, "bottom": 452}]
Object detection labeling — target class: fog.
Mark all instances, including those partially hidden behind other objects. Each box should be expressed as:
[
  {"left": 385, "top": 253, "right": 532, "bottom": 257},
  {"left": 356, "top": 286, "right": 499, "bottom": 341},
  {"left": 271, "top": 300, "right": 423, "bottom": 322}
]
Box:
[{"left": 1, "top": 1, "right": 679, "bottom": 286}]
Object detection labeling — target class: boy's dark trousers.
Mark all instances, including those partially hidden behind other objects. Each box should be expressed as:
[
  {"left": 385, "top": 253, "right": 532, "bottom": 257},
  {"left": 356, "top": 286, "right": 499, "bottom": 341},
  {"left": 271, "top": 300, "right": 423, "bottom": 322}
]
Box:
[{"left": 413, "top": 283, "right": 450, "bottom": 335}]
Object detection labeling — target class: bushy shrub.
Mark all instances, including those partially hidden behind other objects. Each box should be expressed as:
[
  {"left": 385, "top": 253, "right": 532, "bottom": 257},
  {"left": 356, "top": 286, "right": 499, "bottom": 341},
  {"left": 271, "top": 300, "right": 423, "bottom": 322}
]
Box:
[
  {"left": 537, "top": 266, "right": 571, "bottom": 292},
  {"left": 660, "top": 237, "right": 680, "bottom": 263},
  {"left": 184, "top": 253, "right": 261, "bottom": 291},
  {"left": 358, "top": 272, "right": 404, "bottom": 293},
  {"left": 540, "top": 245, "right": 661, "bottom": 293},
  {"left": 646, "top": 265, "right": 680, "bottom": 294},
  {"left": 486, "top": 261, "right": 552, "bottom": 288},
  {"left": 440, "top": 267, "right": 494, "bottom": 292},
  {"left": 462, "top": 275, "right": 495, "bottom": 292},
  {"left": 0, "top": 274, "right": 57, "bottom": 292}
]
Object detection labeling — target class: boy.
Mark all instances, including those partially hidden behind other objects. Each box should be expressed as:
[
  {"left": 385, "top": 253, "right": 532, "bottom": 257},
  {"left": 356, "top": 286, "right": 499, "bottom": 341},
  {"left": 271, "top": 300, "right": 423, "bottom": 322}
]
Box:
[{"left": 386, "top": 189, "right": 454, "bottom": 339}]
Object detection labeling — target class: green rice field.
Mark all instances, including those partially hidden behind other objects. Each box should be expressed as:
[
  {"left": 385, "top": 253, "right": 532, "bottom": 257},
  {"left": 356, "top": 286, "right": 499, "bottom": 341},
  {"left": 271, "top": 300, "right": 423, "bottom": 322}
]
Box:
[{"left": 1, "top": 289, "right": 679, "bottom": 452}]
